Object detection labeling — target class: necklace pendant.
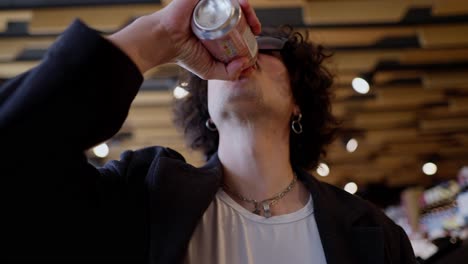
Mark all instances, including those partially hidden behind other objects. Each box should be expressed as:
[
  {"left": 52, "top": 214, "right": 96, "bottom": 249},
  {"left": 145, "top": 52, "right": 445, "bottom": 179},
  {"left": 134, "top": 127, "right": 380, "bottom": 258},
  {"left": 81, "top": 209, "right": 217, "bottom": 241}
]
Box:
[
  {"left": 253, "top": 203, "right": 261, "bottom": 215},
  {"left": 262, "top": 202, "right": 272, "bottom": 218}
]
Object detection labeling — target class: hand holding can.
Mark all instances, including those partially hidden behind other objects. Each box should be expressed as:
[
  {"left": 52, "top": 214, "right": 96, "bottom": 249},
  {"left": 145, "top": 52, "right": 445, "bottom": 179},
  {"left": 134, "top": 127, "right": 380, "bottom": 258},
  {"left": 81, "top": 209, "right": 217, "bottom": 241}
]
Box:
[{"left": 191, "top": 0, "right": 258, "bottom": 68}]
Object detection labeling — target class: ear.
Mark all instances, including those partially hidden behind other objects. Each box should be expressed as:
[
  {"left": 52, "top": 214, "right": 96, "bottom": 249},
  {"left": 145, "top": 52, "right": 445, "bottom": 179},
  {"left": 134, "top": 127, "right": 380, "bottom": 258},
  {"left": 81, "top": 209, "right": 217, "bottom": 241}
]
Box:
[{"left": 292, "top": 105, "right": 301, "bottom": 116}]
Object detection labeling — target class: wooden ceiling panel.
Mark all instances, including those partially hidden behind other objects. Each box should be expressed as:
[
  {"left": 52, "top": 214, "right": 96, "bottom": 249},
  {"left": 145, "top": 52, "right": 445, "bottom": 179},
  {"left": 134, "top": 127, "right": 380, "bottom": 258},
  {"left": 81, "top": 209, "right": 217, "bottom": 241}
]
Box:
[
  {"left": 353, "top": 111, "right": 417, "bottom": 129},
  {"left": 384, "top": 141, "right": 442, "bottom": 155},
  {"left": 423, "top": 71, "right": 468, "bottom": 89},
  {"left": 365, "top": 128, "right": 420, "bottom": 144},
  {"left": 307, "top": 27, "right": 415, "bottom": 47},
  {"left": 421, "top": 106, "right": 468, "bottom": 120},
  {"left": 330, "top": 48, "right": 468, "bottom": 72},
  {"left": 0, "top": 61, "right": 37, "bottom": 78},
  {"left": 329, "top": 164, "right": 387, "bottom": 184},
  {"left": 143, "top": 63, "right": 180, "bottom": 79},
  {"left": 433, "top": 0, "right": 468, "bottom": 16},
  {"left": 30, "top": 4, "right": 162, "bottom": 33},
  {"left": 449, "top": 97, "right": 468, "bottom": 112},
  {"left": 419, "top": 24, "right": 468, "bottom": 48},
  {"left": 434, "top": 161, "right": 466, "bottom": 179},
  {"left": 332, "top": 86, "right": 358, "bottom": 101},
  {"left": 386, "top": 170, "right": 427, "bottom": 187},
  {"left": 334, "top": 72, "right": 357, "bottom": 86},
  {"left": 375, "top": 85, "right": 445, "bottom": 101},
  {"left": 0, "top": 10, "right": 32, "bottom": 32},
  {"left": 131, "top": 126, "right": 181, "bottom": 139},
  {"left": 303, "top": 0, "right": 433, "bottom": 25},
  {"left": 329, "top": 50, "right": 401, "bottom": 72},
  {"left": 375, "top": 87, "right": 445, "bottom": 104},
  {"left": 400, "top": 48, "right": 468, "bottom": 64},
  {"left": 327, "top": 149, "right": 374, "bottom": 164},
  {"left": 375, "top": 155, "right": 419, "bottom": 168},
  {"left": 455, "top": 134, "right": 468, "bottom": 145},
  {"left": 127, "top": 107, "right": 174, "bottom": 127},
  {"left": 440, "top": 147, "right": 468, "bottom": 159},
  {"left": 132, "top": 91, "right": 173, "bottom": 107},
  {"left": 0, "top": 37, "right": 55, "bottom": 61},
  {"left": 360, "top": 96, "right": 445, "bottom": 112},
  {"left": 420, "top": 118, "right": 468, "bottom": 133},
  {"left": 249, "top": 0, "right": 305, "bottom": 8},
  {"left": 373, "top": 70, "right": 423, "bottom": 85}
]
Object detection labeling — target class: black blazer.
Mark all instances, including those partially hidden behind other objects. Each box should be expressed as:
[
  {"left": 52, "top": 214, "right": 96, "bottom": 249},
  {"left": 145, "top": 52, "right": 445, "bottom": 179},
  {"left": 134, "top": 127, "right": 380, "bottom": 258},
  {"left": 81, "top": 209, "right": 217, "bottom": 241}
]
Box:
[{"left": 0, "top": 20, "right": 417, "bottom": 263}]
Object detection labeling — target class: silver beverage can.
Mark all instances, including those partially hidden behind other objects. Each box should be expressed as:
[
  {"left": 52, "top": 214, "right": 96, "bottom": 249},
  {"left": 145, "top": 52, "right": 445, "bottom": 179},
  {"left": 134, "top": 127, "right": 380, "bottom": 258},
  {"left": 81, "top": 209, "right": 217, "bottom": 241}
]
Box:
[{"left": 191, "top": 0, "right": 258, "bottom": 66}]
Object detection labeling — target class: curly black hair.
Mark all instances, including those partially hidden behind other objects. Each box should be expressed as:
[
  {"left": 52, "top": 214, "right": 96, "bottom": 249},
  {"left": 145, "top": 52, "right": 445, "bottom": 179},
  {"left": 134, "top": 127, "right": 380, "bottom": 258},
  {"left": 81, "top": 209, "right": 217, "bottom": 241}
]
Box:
[{"left": 173, "top": 26, "right": 340, "bottom": 170}]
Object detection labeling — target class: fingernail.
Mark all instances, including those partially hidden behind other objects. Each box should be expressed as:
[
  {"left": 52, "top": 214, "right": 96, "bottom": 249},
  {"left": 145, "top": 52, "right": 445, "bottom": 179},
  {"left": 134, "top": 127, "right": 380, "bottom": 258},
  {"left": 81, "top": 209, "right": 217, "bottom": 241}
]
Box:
[{"left": 241, "top": 59, "right": 250, "bottom": 69}]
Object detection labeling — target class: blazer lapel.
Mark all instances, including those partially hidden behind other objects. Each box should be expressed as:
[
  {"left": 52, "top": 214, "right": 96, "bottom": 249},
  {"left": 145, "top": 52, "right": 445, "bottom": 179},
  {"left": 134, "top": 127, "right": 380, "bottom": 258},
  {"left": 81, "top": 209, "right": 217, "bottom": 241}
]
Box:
[
  {"left": 297, "top": 169, "right": 385, "bottom": 264},
  {"left": 146, "top": 154, "right": 223, "bottom": 264},
  {"left": 351, "top": 226, "right": 385, "bottom": 264},
  {"left": 145, "top": 155, "right": 386, "bottom": 264}
]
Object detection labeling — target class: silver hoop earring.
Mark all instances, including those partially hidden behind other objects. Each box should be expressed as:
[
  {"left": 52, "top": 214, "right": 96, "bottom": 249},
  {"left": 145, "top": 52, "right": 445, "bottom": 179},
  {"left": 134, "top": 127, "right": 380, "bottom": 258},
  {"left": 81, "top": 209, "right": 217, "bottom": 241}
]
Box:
[
  {"left": 291, "top": 114, "right": 303, "bottom": 134},
  {"left": 205, "top": 118, "right": 217, "bottom": 132}
]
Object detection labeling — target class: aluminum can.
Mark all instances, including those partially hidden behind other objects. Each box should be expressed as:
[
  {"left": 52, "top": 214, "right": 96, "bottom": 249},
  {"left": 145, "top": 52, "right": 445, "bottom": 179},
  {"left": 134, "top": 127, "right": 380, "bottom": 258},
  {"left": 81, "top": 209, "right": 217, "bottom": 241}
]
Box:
[{"left": 191, "top": 0, "right": 258, "bottom": 66}]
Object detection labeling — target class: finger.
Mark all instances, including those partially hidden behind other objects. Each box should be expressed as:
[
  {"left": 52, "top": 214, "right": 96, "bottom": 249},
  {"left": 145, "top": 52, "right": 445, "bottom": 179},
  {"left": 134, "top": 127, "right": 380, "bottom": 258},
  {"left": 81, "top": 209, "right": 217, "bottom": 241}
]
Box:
[
  {"left": 238, "top": 0, "right": 262, "bottom": 35},
  {"left": 226, "top": 57, "right": 251, "bottom": 80},
  {"left": 205, "top": 57, "right": 249, "bottom": 80}
]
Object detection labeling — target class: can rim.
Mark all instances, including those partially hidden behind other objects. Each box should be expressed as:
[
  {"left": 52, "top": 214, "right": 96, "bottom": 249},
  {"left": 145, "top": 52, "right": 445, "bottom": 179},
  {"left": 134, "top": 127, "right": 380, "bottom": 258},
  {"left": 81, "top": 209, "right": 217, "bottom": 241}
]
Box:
[
  {"left": 193, "top": 0, "right": 233, "bottom": 30},
  {"left": 192, "top": 0, "right": 241, "bottom": 40}
]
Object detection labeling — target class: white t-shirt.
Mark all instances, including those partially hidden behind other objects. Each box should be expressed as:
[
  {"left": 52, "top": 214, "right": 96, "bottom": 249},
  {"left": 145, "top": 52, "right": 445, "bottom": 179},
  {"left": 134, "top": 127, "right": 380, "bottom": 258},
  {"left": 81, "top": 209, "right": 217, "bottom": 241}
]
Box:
[{"left": 185, "top": 189, "right": 328, "bottom": 264}]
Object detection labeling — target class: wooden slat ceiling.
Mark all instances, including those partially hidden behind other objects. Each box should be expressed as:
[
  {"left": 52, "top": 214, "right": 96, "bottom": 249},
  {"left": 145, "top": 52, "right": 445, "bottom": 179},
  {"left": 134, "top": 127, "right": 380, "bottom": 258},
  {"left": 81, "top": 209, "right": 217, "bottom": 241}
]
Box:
[{"left": 1, "top": 0, "right": 468, "bottom": 189}]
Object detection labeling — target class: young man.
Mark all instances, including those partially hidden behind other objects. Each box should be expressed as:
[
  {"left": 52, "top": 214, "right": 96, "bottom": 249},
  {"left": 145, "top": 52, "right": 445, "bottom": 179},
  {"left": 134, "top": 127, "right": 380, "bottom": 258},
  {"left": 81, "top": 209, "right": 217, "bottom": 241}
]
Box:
[{"left": 0, "top": 0, "right": 417, "bottom": 263}]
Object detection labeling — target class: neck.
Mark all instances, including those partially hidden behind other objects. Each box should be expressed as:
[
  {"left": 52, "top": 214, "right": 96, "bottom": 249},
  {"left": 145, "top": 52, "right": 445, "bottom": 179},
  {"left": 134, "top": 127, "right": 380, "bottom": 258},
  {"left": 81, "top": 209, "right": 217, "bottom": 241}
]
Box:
[{"left": 217, "top": 119, "right": 309, "bottom": 215}]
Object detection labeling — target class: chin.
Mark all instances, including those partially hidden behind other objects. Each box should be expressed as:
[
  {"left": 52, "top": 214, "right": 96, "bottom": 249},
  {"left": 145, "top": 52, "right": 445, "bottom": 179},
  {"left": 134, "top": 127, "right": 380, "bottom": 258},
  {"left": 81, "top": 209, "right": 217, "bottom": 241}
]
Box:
[
  {"left": 221, "top": 98, "right": 265, "bottom": 121},
  {"left": 227, "top": 81, "right": 260, "bottom": 97}
]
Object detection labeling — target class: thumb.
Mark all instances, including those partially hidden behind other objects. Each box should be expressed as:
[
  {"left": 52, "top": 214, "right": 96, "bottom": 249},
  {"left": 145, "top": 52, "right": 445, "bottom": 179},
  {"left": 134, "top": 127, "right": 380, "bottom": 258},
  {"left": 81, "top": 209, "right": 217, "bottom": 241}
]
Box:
[{"left": 204, "top": 57, "right": 251, "bottom": 80}]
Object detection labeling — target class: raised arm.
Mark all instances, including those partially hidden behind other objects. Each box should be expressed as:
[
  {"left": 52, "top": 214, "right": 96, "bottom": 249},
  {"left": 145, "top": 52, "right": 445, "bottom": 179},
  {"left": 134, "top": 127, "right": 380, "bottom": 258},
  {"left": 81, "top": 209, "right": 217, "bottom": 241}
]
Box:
[
  {"left": 0, "top": 20, "right": 147, "bottom": 261},
  {"left": 0, "top": 20, "right": 143, "bottom": 153}
]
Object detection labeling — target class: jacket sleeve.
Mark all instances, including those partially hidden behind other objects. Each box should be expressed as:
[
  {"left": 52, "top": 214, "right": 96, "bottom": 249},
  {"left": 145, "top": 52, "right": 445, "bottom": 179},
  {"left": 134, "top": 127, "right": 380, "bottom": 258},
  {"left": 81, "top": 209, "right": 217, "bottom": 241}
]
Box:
[
  {"left": 0, "top": 19, "right": 151, "bottom": 261},
  {"left": 0, "top": 19, "right": 143, "bottom": 151},
  {"left": 397, "top": 225, "right": 420, "bottom": 263}
]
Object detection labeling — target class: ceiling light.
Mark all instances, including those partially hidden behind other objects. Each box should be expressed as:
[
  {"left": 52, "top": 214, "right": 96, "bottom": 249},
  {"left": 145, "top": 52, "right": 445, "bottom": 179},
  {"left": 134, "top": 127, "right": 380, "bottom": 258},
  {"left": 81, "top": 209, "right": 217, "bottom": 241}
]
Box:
[
  {"left": 346, "top": 138, "right": 359, "bottom": 153},
  {"left": 93, "top": 143, "right": 109, "bottom": 158},
  {"left": 344, "top": 182, "right": 358, "bottom": 194},
  {"left": 423, "top": 162, "right": 438, "bottom": 176},
  {"left": 173, "top": 86, "right": 189, "bottom": 99},
  {"left": 317, "top": 163, "right": 330, "bottom": 177},
  {"left": 352, "top": 77, "right": 370, "bottom": 94}
]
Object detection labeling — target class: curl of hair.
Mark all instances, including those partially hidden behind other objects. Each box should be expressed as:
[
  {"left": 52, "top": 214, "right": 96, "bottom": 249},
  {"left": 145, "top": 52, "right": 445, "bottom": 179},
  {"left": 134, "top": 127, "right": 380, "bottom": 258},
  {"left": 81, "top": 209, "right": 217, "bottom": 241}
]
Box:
[{"left": 173, "top": 26, "right": 340, "bottom": 170}]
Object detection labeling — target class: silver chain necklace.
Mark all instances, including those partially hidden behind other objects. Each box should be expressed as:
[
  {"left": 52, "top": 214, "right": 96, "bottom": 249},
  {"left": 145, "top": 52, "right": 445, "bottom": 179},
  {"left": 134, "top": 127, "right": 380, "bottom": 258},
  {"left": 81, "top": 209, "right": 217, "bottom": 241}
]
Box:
[{"left": 222, "top": 173, "right": 298, "bottom": 218}]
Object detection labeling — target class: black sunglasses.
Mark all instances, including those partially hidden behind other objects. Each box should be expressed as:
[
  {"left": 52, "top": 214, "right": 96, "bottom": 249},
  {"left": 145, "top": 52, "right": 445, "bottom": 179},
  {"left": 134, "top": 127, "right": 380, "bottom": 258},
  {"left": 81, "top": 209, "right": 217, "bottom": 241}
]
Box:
[{"left": 256, "top": 36, "right": 288, "bottom": 51}]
